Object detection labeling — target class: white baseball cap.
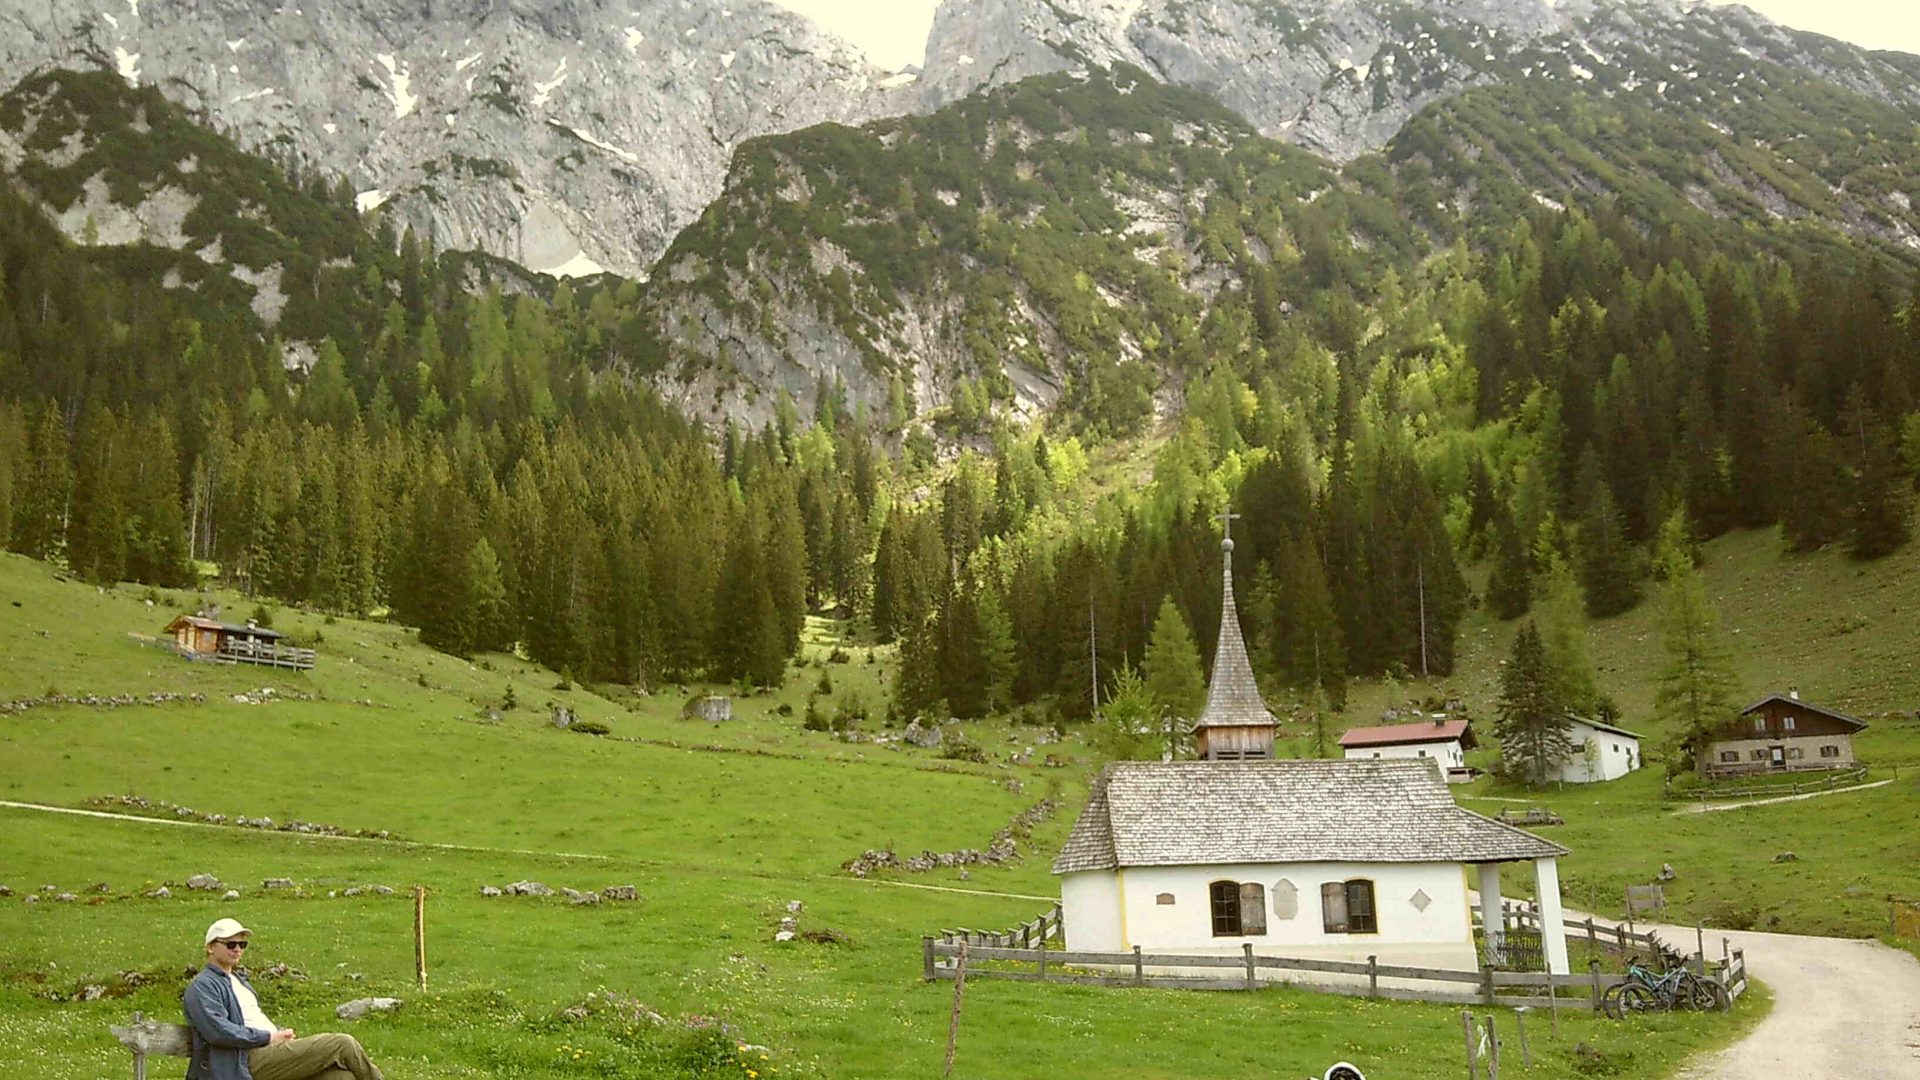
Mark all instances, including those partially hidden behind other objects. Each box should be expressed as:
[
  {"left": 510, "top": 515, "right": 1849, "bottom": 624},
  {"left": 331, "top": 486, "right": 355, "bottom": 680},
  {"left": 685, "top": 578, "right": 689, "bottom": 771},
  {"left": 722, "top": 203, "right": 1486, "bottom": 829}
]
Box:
[{"left": 204, "top": 918, "right": 252, "bottom": 945}]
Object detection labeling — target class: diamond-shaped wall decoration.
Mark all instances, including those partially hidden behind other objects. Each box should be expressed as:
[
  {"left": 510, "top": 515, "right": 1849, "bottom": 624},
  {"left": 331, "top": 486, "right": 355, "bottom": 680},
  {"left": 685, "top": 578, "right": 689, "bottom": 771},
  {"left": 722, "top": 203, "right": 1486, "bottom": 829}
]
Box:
[{"left": 1409, "top": 888, "right": 1432, "bottom": 912}]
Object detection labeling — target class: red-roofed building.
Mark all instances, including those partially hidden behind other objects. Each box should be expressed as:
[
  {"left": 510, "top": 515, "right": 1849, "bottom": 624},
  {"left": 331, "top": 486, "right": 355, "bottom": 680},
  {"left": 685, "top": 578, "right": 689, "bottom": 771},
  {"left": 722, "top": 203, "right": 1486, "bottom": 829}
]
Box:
[{"left": 1339, "top": 719, "right": 1477, "bottom": 783}]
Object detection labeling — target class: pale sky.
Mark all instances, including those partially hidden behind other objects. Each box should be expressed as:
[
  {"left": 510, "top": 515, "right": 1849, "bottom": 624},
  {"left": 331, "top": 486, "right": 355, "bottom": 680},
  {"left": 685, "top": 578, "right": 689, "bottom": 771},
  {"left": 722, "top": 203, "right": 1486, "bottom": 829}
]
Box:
[{"left": 764, "top": 1, "right": 1920, "bottom": 72}]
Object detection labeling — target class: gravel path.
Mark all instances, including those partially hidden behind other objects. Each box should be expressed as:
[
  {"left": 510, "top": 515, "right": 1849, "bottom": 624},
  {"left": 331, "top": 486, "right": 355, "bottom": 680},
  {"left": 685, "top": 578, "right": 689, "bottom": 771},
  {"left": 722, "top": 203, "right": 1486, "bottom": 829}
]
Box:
[{"left": 1639, "top": 919, "right": 1920, "bottom": 1079}]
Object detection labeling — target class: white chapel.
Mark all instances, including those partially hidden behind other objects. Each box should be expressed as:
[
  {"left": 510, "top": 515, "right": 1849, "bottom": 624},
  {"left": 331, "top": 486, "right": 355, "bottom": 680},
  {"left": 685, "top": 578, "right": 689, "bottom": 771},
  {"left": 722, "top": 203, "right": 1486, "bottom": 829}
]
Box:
[{"left": 1053, "top": 527, "right": 1572, "bottom": 976}]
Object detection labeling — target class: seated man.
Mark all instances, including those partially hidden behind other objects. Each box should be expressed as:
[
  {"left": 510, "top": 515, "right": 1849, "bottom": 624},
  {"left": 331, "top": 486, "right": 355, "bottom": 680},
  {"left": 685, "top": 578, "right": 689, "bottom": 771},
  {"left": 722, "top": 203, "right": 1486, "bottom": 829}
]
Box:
[{"left": 183, "top": 917, "right": 387, "bottom": 1080}]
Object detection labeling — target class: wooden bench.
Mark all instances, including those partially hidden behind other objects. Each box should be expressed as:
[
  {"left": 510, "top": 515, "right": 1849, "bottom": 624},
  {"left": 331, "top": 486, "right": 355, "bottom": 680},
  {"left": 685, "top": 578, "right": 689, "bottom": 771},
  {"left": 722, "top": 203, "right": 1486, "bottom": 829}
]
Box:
[
  {"left": 110, "top": 1012, "right": 191, "bottom": 1079},
  {"left": 1496, "top": 807, "right": 1564, "bottom": 827}
]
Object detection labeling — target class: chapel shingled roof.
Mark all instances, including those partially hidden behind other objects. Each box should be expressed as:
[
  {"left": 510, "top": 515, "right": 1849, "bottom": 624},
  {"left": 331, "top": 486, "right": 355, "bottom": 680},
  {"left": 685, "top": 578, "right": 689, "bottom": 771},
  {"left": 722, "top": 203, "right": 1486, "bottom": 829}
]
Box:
[
  {"left": 1051, "top": 759, "right": 1567, "bottom": 874},
  {"left": 1190, "top": 538, "right": 1277, "bottom": 731}
]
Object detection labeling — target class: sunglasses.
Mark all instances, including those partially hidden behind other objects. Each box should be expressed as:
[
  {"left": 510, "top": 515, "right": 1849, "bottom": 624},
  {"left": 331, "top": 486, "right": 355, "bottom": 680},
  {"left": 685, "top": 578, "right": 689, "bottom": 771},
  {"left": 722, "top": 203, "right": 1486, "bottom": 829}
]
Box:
[{"left": 215, "top": 939, "right": 250, "bottom": 950}]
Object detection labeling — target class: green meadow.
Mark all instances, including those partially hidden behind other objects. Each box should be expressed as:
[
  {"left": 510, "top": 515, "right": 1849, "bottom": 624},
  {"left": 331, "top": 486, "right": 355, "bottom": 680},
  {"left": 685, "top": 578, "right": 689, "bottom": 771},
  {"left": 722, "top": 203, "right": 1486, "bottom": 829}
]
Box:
[{"left": 0, "top": 550, "right": 1767, "bottom": 1078}]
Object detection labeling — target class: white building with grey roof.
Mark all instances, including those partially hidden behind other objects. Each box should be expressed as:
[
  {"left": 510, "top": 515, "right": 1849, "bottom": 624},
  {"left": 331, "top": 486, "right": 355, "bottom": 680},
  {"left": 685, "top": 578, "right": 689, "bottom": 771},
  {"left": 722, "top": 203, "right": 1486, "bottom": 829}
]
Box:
[{"left": 1052, "top": 527, "right": 1573, "bottom": 978}]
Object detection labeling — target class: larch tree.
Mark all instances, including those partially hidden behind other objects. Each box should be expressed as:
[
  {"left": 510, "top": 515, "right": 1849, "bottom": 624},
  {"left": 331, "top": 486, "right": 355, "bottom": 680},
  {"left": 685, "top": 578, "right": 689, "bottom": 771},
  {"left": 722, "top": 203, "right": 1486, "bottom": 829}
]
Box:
[
  {"left": 1143, "top": 595, "right": 1207, "bottom": 729},
  {"left": 1650, "top": 509, "right": 1740, "bottom": 773}
]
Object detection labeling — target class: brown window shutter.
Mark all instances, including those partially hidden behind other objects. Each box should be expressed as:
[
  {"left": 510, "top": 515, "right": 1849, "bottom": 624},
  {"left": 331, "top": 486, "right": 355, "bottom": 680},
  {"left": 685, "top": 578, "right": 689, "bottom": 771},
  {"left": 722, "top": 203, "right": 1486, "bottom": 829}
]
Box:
[
  {"left": 1238, "top": 882, "right": 1267, "bottom": 935},
  {"left": 1321, "top": 882, "right": 1348, "bottom": 933}
]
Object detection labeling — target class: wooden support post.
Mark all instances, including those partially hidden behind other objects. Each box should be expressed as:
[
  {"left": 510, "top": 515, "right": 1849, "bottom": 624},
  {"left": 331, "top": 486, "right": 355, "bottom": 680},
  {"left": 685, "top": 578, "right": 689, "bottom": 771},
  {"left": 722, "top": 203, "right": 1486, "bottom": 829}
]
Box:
[
  {"left": 1368, "top": 954, "right": 1379, "bottom": 999},
  {"left": 1585, "top": 917, "right": 1596, "bottom": 950},
  {"left": 1481, "top": 966, "right": 1496, "bottom": 1005},
  {"left": 1588, "top": 958, "right": 1602, "bottom": 1012},
  {"left": 923, "top": 936, "right": 936, "bottom": 981},
  {"left": 943, "top": 942, "right": 968, "bottom": 1077},
  {"left": 1548, "top": 978, "right": 1560, "bottom": 1037},
  {"left": 1133, "top": 945, "right": 1144, "bottom": 987},
  {"left": 1037, "top": 941, "right": 1048, "bottom": 982},
  {"left": 1244, "top": 943, "right": 1256, "bottom": 989},
  {"left": 1514, "top": 1008, "right": 1532, "bottom": 1069},
  {"left": 1463, "top": 1011, "right": 1479, "bottom": 1080},
  {"left": 1695, "top": 924, "right": 1706, "bottom": 975},
  {"left": 1485, "top": 1014, "right": 1500, "bottom": 1080},
  {"left": 413, "top": 885, "right": 427, "bottom": 992}
]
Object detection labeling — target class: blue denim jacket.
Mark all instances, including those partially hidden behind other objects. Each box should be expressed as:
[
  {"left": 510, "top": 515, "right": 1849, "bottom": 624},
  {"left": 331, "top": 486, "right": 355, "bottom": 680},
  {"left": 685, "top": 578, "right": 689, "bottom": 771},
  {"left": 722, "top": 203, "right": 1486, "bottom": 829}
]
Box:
[{"left": 182, "top": 964, "right": 271, "bottom": 1080}]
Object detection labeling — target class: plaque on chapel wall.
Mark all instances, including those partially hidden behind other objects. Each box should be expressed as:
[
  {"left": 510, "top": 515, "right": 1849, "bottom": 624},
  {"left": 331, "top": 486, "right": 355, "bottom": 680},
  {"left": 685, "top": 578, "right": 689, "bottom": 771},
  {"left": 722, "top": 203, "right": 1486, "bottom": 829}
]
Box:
[
  {"left": 1271, "top": 878, "right": 1298, "bottom": 919},
  {"left": 1155, "top": 892, "right": 1176, "bottom": 905}
]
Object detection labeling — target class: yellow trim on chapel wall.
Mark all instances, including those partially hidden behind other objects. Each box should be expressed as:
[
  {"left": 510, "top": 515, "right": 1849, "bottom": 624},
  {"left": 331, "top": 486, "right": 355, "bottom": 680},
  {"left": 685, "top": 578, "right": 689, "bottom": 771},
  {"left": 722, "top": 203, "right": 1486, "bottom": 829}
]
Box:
[{"left": 1116, "top": 868, "right": 1131, "bottom": 949}]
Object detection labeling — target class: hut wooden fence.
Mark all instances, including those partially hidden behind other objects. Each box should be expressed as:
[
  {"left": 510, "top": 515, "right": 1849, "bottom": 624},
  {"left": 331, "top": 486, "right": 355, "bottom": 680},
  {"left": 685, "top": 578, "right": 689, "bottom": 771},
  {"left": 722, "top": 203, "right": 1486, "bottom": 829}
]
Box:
[
  {"left": 1667, "top": 766, "right": 1867, "bottom": 801},
  {"left": 213, "top": 638, "right": 316, "bottom": 670},
  {"left": 922, "top": 912, "right": 1748, "bottom": 1011}
]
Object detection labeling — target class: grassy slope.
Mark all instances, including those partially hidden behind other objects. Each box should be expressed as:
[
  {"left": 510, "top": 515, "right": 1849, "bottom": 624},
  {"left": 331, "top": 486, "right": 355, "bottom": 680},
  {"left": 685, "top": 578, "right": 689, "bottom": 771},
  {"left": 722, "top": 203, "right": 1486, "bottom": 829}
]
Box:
[
  {"left": 0, "top": 552, "right": 1751, "bottom": 1079},
  {"left": 1317, "top": 526, "right": 1920, "bottom": 938}
]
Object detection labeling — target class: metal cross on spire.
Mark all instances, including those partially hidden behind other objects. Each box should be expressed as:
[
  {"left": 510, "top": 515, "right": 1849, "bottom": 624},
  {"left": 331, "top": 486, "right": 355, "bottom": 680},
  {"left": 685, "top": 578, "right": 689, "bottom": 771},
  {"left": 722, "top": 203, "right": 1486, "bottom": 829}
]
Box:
[{"left": 1215, "top": 507, "right": 1241, "bottom": 541}]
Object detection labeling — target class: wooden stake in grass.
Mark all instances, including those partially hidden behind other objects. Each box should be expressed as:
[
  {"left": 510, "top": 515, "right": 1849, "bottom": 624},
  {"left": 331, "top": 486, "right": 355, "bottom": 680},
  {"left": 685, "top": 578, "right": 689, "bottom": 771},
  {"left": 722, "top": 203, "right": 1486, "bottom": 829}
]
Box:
[
  {"left": 413, "top": 885, "right": 427, "bottom": 991},
  {"left": 1462, "top": 1010, "right": 1478, "bottom": 1080},
  {"left": 943, "top": 941, "right": 968, "bottom": 1077}
]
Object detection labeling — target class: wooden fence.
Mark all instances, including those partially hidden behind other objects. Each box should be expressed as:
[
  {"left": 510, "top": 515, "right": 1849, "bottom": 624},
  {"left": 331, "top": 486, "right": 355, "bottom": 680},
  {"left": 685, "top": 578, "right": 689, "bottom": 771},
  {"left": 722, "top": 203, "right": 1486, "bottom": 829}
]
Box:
[
  {"left": 923, "top": 912, "right": 1748, "bottom": 1012},
  {"left": 937, "top": 905, "right": 1062, "bottom": 950},
  {"left": 1671, "top": 766, "right": 1868, "bottom": 800},
  {"left": 215, "top": 638, "right": 317, "bottom": 670}
]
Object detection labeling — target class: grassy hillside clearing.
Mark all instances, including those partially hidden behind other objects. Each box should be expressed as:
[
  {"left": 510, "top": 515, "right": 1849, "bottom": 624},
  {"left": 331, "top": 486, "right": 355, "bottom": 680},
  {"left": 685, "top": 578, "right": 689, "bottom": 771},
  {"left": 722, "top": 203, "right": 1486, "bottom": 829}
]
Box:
[{"left": 0, "top": 552, "right": 1757, "bottom": 1078}]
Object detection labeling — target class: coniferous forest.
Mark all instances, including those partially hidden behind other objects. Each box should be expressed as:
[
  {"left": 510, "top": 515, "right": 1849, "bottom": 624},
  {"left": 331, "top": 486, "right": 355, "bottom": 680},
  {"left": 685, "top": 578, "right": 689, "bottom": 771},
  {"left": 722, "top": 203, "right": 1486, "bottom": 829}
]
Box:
[{"left": 0, "top": 69, "right": 1914, "bottom": 724}]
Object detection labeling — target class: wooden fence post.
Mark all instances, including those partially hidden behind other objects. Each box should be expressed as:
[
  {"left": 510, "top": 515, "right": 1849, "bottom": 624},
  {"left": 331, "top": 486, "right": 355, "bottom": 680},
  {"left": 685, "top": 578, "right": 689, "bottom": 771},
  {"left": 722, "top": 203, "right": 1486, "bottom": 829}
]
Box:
[
  {"left": 1462, "top": 1011, "right": 1479, "bottom": 1080},
  {"left": 943, "top": 942, "right": 968, "bottom": 1077},
  {"left": 1588, "top": 958, "right": 1602, "bottom": 1012},
  {"left": 1036, "top": 940, "right": 1048, "bottom": 982},
  {"left": 1585, "top": 916, "right": 1596, "bottom": 951},
  {"left": 131, "top": 1011, "right": 146, "bottom": 1080},
  {"left": 1481, "top": 966, "right": 1496, "bottom": 1005},
  {"left": 1695, "top": 924, "right": 1706, "bottom": 975},
  {"left": 1244, "top": 943, "right": 1256, "bottom": 989},
  {"left": 1133, "top": 945, "right": 1144, "bottom": 987},
  {"left": 413, "top": 885, "right": 427, "bottom": 992},
  {"left": 1487, "top": 1013, "right": 1501, "bottom": 1080},
  {"left": 923, "top": 936, "right": 936, "bottom": 981},
  {"left": 1514, "top": 1008, "right": 1531, "bottom": 1069},
  {"left": 1367, "top": 955, "right": 1379, "bottom": 999}
]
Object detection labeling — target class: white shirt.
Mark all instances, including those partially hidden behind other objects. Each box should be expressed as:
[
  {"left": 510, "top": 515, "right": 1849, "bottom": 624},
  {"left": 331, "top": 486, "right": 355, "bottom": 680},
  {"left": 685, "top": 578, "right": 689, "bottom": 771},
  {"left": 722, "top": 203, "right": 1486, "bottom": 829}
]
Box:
[{"left": 227, "top": 971, "right": 274, "bottom": 1033}]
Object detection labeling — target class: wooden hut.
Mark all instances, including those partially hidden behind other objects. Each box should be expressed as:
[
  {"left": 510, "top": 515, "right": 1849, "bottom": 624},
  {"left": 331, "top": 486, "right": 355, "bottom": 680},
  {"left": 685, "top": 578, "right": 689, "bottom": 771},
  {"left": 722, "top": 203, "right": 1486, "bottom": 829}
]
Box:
[{"left": 162, "top": 616, "right": 314, "bottom": 670}]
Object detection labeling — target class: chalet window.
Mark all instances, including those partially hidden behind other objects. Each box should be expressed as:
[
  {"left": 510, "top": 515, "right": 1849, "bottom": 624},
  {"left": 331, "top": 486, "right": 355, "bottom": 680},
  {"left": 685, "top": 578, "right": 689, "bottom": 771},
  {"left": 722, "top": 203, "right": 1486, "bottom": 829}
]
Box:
[
  {"left": 1719, "top": 751, "right": 1738, "bottom": 763},
  {"left": 1753, "top": 717, "right": 1766, "bottom": 732},
  {"left": 1321, "top": 879, "right": 1377, "bottom": 934},
  {"left": 1786, "top": 747, "right": 1803, "bottom": 760},
  {"left": 1820, "top": 745, "right": 1841, "bottom": 758},
  {"left": 1783, "top": 716, "right": 1796, "bottom": 731},
  {"left": 1749, "top": 749, "right": 1767, "bottom": 761},
  {"left": 1210, "top": 881, "right": 1266, "bottom": 936}
]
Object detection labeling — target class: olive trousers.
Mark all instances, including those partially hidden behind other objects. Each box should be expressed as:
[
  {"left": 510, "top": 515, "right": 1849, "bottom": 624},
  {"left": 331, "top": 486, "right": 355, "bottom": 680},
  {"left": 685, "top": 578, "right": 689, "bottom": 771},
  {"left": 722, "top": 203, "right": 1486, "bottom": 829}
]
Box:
[{"left": 248, "top": 1032, "right": 385, "bottom": 1080}]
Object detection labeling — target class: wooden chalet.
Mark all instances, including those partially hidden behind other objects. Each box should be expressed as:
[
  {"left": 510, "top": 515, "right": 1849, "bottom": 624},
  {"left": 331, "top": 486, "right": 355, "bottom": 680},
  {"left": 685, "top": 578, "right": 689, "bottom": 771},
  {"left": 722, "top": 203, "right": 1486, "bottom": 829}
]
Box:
[
  {"left": 1700, "top": 693, "right": 1866, "bottom": 778},
  {"left": 163, "top": 616, "right": 315, "bottom": 671}
]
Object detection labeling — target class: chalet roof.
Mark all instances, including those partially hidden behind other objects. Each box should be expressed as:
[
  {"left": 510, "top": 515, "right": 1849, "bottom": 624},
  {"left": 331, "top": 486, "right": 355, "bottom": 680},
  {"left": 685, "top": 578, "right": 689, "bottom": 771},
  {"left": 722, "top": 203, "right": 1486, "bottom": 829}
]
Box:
[
  {"left": 1566, "top": 715, "right": 1644, "bottom": 741},
  {"left": 1737, "top": 694, "right": 1868, "bottom": 731},
  {"left": 1339, "top": 719, "right": 1474, "bottom": 749},
  {"left": 1051, "top": 759, "right": 1566, "bottom": 875},
  {"left": 1190, "top": 539, "right": 1277, "bottom": 732},
  {"left": 165, "top": 615, "right": 285, "bottom": 641}
]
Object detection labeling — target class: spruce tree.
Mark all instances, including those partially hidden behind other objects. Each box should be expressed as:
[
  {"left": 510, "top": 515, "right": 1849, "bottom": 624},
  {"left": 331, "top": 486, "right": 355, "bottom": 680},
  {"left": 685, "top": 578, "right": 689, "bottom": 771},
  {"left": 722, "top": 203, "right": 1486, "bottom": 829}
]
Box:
[
  {"left": 1576, "top": 481, "right": 1639, "bottom": 617},
  {"left": 1142, "top": 596, "right": 1207, "bottom": 727},
  {"left": 1838, "top": 385, "right": 1912, "bottom": 559},
  {"left": 977, "top": 587, "right": 1017, "bottom": 715},
  {"left": 1495, "top": 621, "right": 1573, "bottom": 786},
  {"left": 1534, "top": 556, "right": 1601, "bottom": 717},
  {"left": 13, "top": 403, "right": 69, "bottom": 560},
  {"left": 1484, "top": 505, "right": 1532, "bottom": 619},
  {"left": 1091, "top": 662, "right": 1161, "bottom": 762},
  {"left": 1650, "top": 509, "right": 1739, "bottom": 772}
]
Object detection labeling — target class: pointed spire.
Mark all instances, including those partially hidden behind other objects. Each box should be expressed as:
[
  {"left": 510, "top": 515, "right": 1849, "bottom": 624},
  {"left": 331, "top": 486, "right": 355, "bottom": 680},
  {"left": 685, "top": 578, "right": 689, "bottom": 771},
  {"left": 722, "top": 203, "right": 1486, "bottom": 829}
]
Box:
[{"left": 1193, "top": 515, "right": 1278, "bottom": 752}]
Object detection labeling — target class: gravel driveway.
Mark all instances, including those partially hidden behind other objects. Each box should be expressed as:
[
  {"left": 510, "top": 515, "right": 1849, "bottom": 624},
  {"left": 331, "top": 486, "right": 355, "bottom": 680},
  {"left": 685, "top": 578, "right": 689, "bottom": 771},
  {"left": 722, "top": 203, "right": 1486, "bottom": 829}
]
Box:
[{"left": 1644, "top": 921, "right": 1920, "bottom": 1079}]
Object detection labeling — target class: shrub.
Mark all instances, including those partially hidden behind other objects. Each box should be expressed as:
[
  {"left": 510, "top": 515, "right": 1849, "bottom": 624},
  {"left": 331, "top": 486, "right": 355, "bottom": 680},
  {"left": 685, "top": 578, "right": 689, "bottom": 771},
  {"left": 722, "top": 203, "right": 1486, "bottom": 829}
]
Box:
[
  {"left": 248, "top": 604, "right": 274, "bottom": 629},
  {"left": 827, "top": 646, "right": 852, "bottom": 664},
  {"left": 569, "top": 721, "right": 611, "bottom": 737},
  {"left": 815, "top": 669, "right": 834, "bottom": 696}
]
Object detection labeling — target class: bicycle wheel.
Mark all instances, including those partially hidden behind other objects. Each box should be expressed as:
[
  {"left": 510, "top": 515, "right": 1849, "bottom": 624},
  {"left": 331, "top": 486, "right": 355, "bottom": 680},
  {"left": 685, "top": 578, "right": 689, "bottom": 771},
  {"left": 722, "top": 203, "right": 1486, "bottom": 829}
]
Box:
[
  {"left": 1688, "top": 976, "right": 1729, "bottom": 1012},
  {"left": 1616, "top": 983, "right": 1660, "bottom": 1015},
  {"left": 1601, "top": 982, "right": 1626, "bottom": 1019}
]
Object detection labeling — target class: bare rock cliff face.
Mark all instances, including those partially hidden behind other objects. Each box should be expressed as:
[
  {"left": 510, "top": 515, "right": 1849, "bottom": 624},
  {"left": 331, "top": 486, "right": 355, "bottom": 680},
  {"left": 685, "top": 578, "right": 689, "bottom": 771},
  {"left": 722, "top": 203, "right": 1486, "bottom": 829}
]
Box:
[
  {"left": 0, "top": 0, "right": 913, "bottom": 278},
  {"left": 914, "top": 0, "right": 1920, "bottom": 162}
]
